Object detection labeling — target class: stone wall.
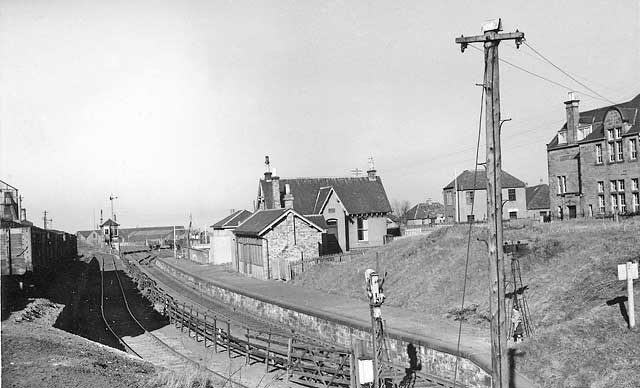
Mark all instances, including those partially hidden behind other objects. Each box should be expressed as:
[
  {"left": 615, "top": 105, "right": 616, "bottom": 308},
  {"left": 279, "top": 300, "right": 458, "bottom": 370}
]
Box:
[{"left": 155, "top": 259, "right": 491, "bottom": 387}]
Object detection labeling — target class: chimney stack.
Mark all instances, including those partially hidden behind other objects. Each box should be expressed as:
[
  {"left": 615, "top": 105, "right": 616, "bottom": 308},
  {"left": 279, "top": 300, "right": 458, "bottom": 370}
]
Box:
[
  {"left": 284, "top": 184, "right": 294, "bottom": 209},
  {"left": 367, "top": 156, "right": 377, "bottom": 181},
  {"left": 271, "top": 168, "right": 281, "bottom": 209},
  {"left": 564, "top": 92, "right": 580, "bottom": 144}
]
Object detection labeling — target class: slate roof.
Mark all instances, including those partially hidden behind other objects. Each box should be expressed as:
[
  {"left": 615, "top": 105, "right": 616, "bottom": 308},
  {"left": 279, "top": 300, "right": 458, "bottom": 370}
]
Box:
[
  {"left": 443, "top": 170, "right": 526, "bottom": 191},
  {"left": 77, "top": 230, "right": 99, "bottom": 238},
  {"left": 234, "top": 208, "right": 325, "bottom": 237},
  {"left": 260, "top": 177, "right": 392, "bottom": 215},
  {"left": 548, "top": 93, "right": 640, "bottom": 149},
  {"left": 100, "top": 218, "right": 119, "bottom": 227},
  {"left": 406, "top": 202, "right": 445, "bottom": 220},
  {"left": 211, "top": 210, "right": 253, "bottom": 229},
  {"left": 525, "top": 184, "right": 550, "bottom": 210}
]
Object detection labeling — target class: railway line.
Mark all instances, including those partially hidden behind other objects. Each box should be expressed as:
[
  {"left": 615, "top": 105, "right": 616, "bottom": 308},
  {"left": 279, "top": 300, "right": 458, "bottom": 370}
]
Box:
[
  {"left": 98, "top": 253, "right": 250, "bottom": 388},
  {"left": 117, "top": 249, "right": 463, "bottom": 388}
]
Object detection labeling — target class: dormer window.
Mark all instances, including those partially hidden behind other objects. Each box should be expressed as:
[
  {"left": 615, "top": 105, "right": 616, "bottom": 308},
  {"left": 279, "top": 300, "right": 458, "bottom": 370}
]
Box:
[
  {"left": 577, "top": 125, "right": 591, "bottom": 141},
  {"left": 558, "top": 131, "right": 567, "bottom": 144}
]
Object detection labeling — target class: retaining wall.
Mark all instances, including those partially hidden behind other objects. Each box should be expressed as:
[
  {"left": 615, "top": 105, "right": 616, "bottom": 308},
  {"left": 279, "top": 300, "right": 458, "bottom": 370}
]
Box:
[{"left": 155, "top": 259, "right": 492, "bottom": 387}]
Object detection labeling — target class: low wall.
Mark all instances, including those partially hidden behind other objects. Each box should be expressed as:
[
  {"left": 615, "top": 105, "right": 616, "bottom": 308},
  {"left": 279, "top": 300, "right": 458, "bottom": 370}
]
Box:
[{"left": 155, "top": 259, "right": 491, "bottom": 387}]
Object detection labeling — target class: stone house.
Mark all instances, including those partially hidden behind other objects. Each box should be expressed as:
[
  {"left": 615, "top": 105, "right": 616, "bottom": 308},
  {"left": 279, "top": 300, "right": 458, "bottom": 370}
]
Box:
[
  {"left": 525, "top": 184, "right": 550, "bottom": 220},
  {"left": 547, "top": 92, "right": 640, "bottom": 218},
  {"left": 442, "top": 170, "right": 527, "bottom": 223},
  {"left": 255, "top": 160, "right": 392, "bottom": 254},
  {"left": 233, "top": 208, "right": 325, "bottom": 280},
  {"left": 209, "top": 210, "right": 252, "bottom": 265}
]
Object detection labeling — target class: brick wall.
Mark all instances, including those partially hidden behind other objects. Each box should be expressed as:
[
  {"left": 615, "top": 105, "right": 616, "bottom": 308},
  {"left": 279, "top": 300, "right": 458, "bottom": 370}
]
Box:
[{"left": 155, "top": 259, "right": 492, "bottom": 387}]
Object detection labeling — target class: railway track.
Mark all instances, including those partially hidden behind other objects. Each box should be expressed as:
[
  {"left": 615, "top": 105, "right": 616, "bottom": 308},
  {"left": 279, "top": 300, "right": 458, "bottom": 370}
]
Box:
[
  {"left": 119, "top": 249, "right": 464, "bottom": 388},
  {"left": 98, "top": 253, "right": 250, "bottom": 388}
]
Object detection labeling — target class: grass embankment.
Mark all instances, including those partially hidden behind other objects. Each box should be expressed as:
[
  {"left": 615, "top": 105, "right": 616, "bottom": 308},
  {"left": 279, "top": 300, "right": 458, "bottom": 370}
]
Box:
[{"left": 290, "top": 219, "right": 640, "bottom": 388}]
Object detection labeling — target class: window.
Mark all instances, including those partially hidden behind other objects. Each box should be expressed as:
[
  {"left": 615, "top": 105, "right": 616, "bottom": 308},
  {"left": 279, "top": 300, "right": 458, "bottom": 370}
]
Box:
[
  {"left": 608, "top": 143, "right": 615, "bottom": 162},
  {"left": 615, "top": 128, "right": 621, "bottom": 139},
  {"left": 508, "top": 189, "right": 516, "bottom": 201},
  {"left": 610, "top": 180, "right": 617, "bottom": 192},
  {"left": 465, "top": 191, "right": 474, "bottom": 205},
  {"left": 595, "top": 144, "right": 603, "bottom": 164},
  {"left": 598, "top": 195, "right": 605, "bottom": 213},
  {"left": 617, "top": 141, "right": 624, "bottom": 161},
  {"left": 620, "top": 194, "right": 626, "bottom": 213},
  {"left": 633, "top": 193, "right": 639, "bottom": 212},
  {"left": 588, "top": 204, "right": 593, "bottom": 217},
  {"left": 607, "top": 129, "right": 614, "bottom": 141},
  {"left": 633, "top": 178, "right": 639, "bottom": 191},
  {"left": 328, "top": 208, "right": 336, "bottom": 214},
  {"left": 557, "top": 176, "right": 567, "bottom": 194},
  {"left": 611, "top": 194, "right": 618, "bottom": 212},
  {"left": 357, "top": 218, "right": 368, "bottom": 241},
  {"left": 618, "top": 179, "right": 625, "bottom": 192},
  {"left": 558, "top": 131, "right": 567, "bottom": 144},
  {"left": 466, "top": 215, "right": 475, "bottom": 223},
  {"left": 597, "top": 181, "right": 604, "bottom": 193},
  {"left": 631, "top": 139, "right": 638, "bottom": 160},
  {"left": 509, "top": 211, "right": 518, "bottom": 220},
  {"left": 557, "top": 206, "right": 563, "bottom": 219}
]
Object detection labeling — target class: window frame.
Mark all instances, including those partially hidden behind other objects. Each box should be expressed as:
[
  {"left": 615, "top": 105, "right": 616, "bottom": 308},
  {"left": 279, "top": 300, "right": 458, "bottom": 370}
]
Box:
[
  {"left": 507, "top": 188, "right": 516, "bottom": 201},
  {"left": 597, "top": 181, "right": 604, "bottom": 193},
  {"left": 595, "top": 143, "right": 603, "bottom": 164},
  {"left": 608, "top": 142, "right": 615, "bottom": 162},
  {"left": 357, "top": 217, "right": 369, "bottom": 241},
  {"left": 598, "top": 195, "right": 605, "bottom": 214},
  {"left": 631, "top": 139, "right": 638, "bottom": 160},
  {"left": 616, "top": 141, "right": 624, "bottom": 161}
]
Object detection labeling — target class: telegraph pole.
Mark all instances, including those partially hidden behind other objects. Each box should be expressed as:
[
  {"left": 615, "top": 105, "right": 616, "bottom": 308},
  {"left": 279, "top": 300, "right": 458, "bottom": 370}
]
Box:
[
  {"left": 456, "top": 19, "right": 524, "bottom": 388},
  {"left": 43, "top": 211, "right": 52, "bottom": 230}
]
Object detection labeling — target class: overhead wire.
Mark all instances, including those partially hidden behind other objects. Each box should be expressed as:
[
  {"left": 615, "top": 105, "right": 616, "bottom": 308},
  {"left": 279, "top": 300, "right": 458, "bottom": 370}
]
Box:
[
  {"left": 452, "top": 75, "right": 485, "bottom": 388},
  {"left": 467, "top": 44, "right": 613, "bottom": 105},
  {"left": 522, "top": 42, "right": 618, "bottom": 105}
]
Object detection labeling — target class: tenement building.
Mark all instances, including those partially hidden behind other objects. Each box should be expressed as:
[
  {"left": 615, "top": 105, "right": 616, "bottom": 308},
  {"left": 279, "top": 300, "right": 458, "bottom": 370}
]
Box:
[{"left": 547, "top": 92, "right": 640, "bottom": 219}]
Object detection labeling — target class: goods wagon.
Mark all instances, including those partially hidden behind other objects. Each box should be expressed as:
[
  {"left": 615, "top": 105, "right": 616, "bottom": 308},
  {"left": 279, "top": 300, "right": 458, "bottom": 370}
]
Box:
[{"left": 0, "top": 225, "right": 77, "bottom": 276}]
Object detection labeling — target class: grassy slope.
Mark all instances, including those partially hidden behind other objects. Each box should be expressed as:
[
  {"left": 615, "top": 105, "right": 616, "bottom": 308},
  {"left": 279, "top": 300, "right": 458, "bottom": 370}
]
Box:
[{"left": 290, "top": 219, "right": 640, "bottom": 388}]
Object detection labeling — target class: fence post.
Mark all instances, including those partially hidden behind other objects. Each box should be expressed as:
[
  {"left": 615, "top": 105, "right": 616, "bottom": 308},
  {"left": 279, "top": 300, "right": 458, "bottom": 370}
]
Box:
[
  {"left": 203, "top": 314, "right": 207, "bottom": 348},
  {"left": 213, "top": 317, "right": 218, "bottom": 353},
  {"left": 195, "top": 309, "right": 199, "bottom": 341},
  {"left": 227, "top": 321, "right": 231, "bottom": 359},
  {"left": 286, "top": 337, "right": 293, "bottom": 382},
  {"left": 245, "top": 328, "right": 250, "bottom": 364},
  {"left": 265, "top": 332, "right": 271, "bottom": 372}
]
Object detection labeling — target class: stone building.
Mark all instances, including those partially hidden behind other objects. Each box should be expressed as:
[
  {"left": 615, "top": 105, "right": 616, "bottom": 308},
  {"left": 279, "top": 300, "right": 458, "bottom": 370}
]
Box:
[
  {"left": 233, "top": 208, "right": 325, "bottom": 280},
  {"left": 442, "top": 169, "right": 527, "bottom": 223},
  {"left": 546, "top": 92, "right": 640, "bottom": 218},
  {"left": 209, "top": 209, "right": 252, "bottom": 265},
  {"left": 255, "top": 158, "right": 392, "bottom": 254},
  {"left": 525, "top": 184, "right": 550, "bottom": 220}
]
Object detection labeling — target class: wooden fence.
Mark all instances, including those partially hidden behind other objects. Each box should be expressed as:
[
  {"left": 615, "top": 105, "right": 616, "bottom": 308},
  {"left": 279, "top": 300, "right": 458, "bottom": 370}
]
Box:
[{"left": 120, "top": 253, "right": 352, "bottom": 387}]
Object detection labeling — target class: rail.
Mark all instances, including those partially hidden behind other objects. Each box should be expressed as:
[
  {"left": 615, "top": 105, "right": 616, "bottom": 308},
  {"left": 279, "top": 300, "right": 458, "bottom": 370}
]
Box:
[
  {"left": 119, "top": 251, "right": 352, "bottom": 387},
  {"left": 101, "top": 253, "right": 251, "bottom": 388}
]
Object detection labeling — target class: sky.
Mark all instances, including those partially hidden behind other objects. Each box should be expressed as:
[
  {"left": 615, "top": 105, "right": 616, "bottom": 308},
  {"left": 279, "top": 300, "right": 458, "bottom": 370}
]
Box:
[{"left": 1, "top": 0, "right": 639, "bottom": 232}]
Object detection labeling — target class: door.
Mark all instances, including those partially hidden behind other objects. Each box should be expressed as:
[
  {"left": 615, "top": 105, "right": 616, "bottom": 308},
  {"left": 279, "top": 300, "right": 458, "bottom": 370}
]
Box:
[
  {"left": 322, "top": 219, "right": 342, "bottom": 254},
  {"left": 568, "top": 205, "right": 577, "bottom": 219}
]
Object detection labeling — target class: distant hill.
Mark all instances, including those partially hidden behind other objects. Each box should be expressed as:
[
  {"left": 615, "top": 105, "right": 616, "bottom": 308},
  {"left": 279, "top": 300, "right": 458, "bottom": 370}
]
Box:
[{"left": 291, "top": 219, "right": 640, "bottom": 387}]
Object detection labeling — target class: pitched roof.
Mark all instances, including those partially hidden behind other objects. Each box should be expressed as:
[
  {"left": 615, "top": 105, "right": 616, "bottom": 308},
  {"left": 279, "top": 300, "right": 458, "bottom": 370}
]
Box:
[
  {"left": 211, "top": 210, "right": 253, "bottom": 229},
  {"left": 406, "top": 202, "right": 445, "bottom": 220},
  {"left": 548, "top": 93, "right": 640, "bottom": 149},
  {"left": 443, "top": 170, "right": 525, "bottom": 190},
  {"left": 261, "top": 176, "right": 392, "bottom": 215},
  {"left": 76, "top": 230, "right": 99, "bottom": 238},
  {"left": 234, "top": 208, "right": 325, "bottom": 237},
  {"left": 100, "top": 218, "right": 119, "bottom": 227},
  {"left": 525, "top": 184, "right": 550, "bottom": 210}
]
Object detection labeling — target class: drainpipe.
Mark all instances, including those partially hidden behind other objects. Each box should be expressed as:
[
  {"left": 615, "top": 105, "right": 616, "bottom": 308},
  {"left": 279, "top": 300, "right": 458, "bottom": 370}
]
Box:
[{"left": 261, "top": 237, "right": 270, "bottom": 279}]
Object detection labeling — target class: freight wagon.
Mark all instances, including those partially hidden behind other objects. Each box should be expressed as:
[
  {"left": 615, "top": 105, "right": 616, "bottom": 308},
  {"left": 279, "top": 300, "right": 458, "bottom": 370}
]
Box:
[{"left": 0, "top": 223, "right": 77, "bottom": 276}]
